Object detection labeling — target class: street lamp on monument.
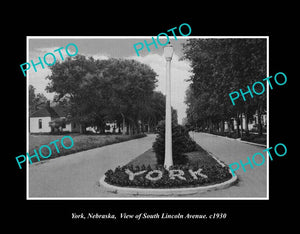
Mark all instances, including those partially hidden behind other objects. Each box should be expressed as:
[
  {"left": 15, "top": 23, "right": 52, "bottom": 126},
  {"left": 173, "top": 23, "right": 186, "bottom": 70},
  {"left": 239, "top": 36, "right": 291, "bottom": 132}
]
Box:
[{"left": 163, "top": 42, "right": 174, "bottom": 169}]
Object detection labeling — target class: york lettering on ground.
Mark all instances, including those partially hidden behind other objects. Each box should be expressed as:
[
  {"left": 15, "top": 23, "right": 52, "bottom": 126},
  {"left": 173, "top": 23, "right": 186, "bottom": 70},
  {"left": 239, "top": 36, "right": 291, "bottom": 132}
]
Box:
[
  {"left": 15, "top": 136, "right": 74, "bottom": 169},
  {"left": 125, "top": 167, "right": 208, "bottom": 181}
]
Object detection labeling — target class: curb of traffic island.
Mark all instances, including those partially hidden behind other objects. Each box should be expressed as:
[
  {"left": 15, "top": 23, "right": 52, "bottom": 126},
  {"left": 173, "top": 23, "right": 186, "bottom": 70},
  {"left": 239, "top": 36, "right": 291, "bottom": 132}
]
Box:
[{"left": 99, "top": 170, "right": 237, "bottom": 196}]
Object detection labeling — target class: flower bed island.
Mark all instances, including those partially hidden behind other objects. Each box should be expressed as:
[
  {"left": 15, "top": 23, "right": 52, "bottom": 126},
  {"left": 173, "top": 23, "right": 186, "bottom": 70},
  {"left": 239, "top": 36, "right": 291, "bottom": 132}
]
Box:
[
  {"left": 100, "top": 121, "right": 237, "bottom": 195},
  {"left": 104, "top": 162, "right": 232, "bottom": 189}
]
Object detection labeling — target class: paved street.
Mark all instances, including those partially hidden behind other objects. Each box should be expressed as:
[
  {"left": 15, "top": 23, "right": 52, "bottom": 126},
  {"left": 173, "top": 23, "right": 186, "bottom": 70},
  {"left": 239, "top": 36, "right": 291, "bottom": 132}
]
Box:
[
  {"left": 29, "top": 132, "right": 267, "bottom": 199},
  {"left": 189, "top": 132, "right": 267, "bottom": 198},
  {"left": 29, "top": 134, "right": 157, "bottom": 198}
]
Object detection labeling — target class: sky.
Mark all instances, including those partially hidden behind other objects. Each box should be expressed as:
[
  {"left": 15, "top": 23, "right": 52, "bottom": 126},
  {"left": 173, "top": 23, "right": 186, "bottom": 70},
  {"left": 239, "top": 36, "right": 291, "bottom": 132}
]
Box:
[{"left": 28, "top": 37, "right": 192, "bottom": 124}]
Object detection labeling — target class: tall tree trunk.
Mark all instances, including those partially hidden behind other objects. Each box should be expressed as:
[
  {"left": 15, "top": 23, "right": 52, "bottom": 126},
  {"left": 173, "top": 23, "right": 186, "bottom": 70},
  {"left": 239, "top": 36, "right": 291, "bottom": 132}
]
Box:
[
  {"left": 257, "top": 105, "right": 263, "bottom": 135},
  {"left": 240, "top": 113, "right": 243, "bottom": 137},
  {"left": 148, "top": 117, "right": 151, "bottom": 133},
  {"left": 244, "top": 105, "right": 249, "bottom": 136},
  {"left": 228, "top": 120, "right": 232, "bottom": 133},
  {"left": 118, "top": 122, "right": 121, "bottom": 134},
  {"left": 244, "top": 112, "right": 249, "bottom": 135},
  {"left": 79, "top": 124, "right": 86, "bottom": 134},
  {"left": 236, "top": 115, "right": 240, "bottom": 138},
  {"left": 209, "top": 118, "right": 213, "bottom": 133},
  {"left": 220, "top": 120, "right": 224, "bottom": 133},
  {"left": 127, "top": 123, "right": 131, "bottom": 135},
  {"left": 132, "top": 122, "right": 136, "bottom": 135},
  {"left": 230, "top": 119, "right": 234, "bottom": 132},
  {"left": 126, "top": 121, "right": 129, "bottom": 135},
  {"left": 121, "top": 113, "right": 126, "bottom": 135},
  {"left": 136, "top": 119, "right": 140, "bottom": 134},
  {"left": 141, "top": 121, "right": 144, "bottom": 133},
  {"left": 136, "top": 120, "right": 140, "bottom": 134},
  {"left": 129, "top": 123, "right": 133, "bottom": 135}
]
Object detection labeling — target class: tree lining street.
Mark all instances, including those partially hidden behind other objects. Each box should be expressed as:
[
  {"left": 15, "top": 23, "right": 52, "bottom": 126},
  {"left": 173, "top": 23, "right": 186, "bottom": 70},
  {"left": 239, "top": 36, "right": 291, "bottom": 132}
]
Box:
[{"left": 183, "top": 39, "right": 267, "bottom": 137}]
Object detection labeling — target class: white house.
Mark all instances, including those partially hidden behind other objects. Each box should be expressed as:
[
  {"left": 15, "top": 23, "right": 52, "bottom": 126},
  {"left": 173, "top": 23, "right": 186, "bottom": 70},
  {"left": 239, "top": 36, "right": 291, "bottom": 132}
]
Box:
[
  {"left": 30, "top": 103, "right": 80, "bottom": 133},
  {"left": 224, "top": 112, "right": 267, "bottom": 133}
]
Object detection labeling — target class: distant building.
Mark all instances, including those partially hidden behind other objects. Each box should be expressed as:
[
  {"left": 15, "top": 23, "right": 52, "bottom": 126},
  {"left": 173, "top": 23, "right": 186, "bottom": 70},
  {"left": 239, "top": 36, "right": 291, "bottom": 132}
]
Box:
[
  {"left": 224, "top": 112, "right": 267, "bottom": 133},
  {"left": 29, "top": 102, "right": 80, "bottom": 133}
]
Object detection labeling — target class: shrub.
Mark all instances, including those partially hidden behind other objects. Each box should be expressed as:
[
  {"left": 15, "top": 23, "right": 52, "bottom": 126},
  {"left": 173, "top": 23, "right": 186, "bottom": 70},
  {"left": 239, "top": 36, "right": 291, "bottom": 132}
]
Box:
[
  {"left": 152, "top": 120, "right": 197, "bottom": 165},
  {"left": 241, "top": 134, "right": 266, "bottom": 145}
]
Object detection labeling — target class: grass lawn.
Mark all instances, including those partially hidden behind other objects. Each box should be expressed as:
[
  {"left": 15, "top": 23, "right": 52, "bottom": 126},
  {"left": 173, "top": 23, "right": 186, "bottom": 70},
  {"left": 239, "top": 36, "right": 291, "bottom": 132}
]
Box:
[
  {"left": 126, "top": 144, "right": 218, "bottom": 169},
  {"left": 241, "top": 133, "right": 266, "bottom": 145},
  {"left": 29, "top": 133, "right": 146, "bottom": 163},
  {"left": 125, "top": 149, "right": 157, "bottom": 168}
]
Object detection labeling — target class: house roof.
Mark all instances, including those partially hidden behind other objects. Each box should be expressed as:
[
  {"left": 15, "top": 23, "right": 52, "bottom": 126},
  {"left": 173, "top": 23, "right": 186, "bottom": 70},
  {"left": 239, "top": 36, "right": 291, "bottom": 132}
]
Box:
[{"left": 30, "top": 106, "right": 69, "bottom": 118}]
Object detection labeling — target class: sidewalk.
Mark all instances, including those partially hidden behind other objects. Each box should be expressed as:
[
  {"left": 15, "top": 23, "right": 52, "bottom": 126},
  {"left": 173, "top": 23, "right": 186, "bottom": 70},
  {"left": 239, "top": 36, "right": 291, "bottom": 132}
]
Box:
[{"left": 192, "top": 131, "right": 267, "bottom": 147}]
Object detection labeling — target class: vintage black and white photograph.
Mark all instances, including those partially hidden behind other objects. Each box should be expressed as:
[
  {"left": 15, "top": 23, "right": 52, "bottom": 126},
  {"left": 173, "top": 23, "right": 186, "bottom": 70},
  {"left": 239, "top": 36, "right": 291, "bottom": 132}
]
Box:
[{"left": 27, "top": 36, "right": 268, "bottom": 199}]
